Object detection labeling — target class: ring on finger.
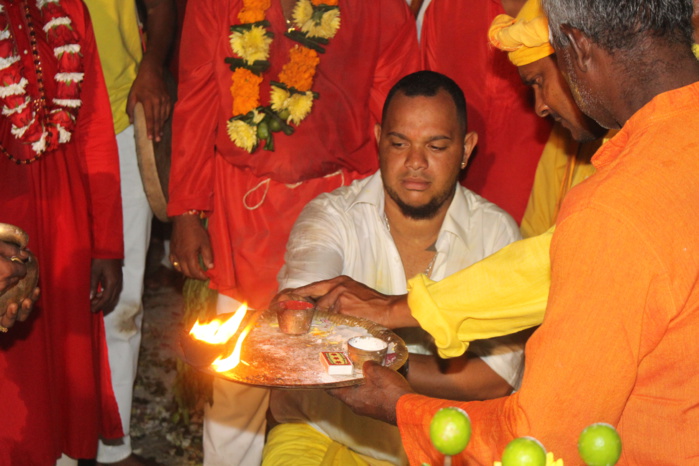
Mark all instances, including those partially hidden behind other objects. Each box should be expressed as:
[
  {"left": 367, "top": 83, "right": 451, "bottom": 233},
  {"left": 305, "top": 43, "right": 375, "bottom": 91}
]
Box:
[
  {"left": 9, "top": 256, "right": 22, "bottom": 264},
  {"left": 0, "top": 325, "right": 8, "bottom": 333}
]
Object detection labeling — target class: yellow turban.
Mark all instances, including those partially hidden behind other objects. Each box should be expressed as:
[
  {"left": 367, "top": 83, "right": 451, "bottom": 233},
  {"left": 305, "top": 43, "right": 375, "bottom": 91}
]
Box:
[{"left": 488, "top": 0, "right": 555, "bottom": 67}]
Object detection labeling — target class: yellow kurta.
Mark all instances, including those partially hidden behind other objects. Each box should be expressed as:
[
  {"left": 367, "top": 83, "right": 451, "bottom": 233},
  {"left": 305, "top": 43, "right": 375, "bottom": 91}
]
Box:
[
  {"left": 520, "top": 123, "right": 599, "bottom": 238},
  {"left": 83, "top": 0, "right": 142, "bottom": 134},
  {"left": 408, "top": 228, "right": 553, "bottom": 358}
]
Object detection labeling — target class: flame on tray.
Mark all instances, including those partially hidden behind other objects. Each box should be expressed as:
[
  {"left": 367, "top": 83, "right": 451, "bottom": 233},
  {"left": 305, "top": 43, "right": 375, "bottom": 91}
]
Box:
[{"left": 188, "top": 303, "right": 251, "bottom": 372}]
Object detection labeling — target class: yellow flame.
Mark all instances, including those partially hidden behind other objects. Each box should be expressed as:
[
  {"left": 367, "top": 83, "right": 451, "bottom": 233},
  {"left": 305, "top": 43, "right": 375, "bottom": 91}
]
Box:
[
  {"left": 211, "top": 324, "right": 253, "bottom": 372},
  {"left": 189, "top": 303, "right": 248, "bottom": 344}
]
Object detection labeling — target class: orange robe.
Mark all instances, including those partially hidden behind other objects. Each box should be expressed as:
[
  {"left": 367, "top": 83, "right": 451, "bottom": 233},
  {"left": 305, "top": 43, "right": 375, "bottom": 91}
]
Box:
[
  {"left": 397, "top": 81, "right": 699, "bottom": 464},
  {"left": 0, "top": 1, "right": 124, "bottom": 463},
  {"left": 168, "top": 0, "right": 419, "bottom": 308},
  {"left": 421, "top": 0, "right": 551, "bottom": 223}
]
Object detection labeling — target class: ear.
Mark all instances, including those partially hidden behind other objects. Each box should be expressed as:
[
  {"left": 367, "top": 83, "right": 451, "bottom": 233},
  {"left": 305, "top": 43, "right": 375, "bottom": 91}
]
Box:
[
  {"left": 374, "top": 123, "right": 382, "bottom": 146},
  {"left": 559, "top": 24, "right": 593, "bottom": 73},
  {"left": 462, "top": 131, "right": 478, "bottom": 168}
]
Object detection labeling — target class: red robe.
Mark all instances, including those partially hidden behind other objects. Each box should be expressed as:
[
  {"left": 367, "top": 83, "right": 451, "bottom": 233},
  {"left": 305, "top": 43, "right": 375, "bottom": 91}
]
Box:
[
  {"left": 0, "top": 1, "right": 124, "bottom": 463},
  {"left": 168, "top": 0, "right": 419, "bottom": 309},
  {"left": 421, "top": 0, "right": 552, "bottom": 222}
]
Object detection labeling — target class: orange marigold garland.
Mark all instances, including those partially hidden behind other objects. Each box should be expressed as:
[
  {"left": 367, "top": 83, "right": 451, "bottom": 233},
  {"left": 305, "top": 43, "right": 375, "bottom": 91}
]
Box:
[
  {"left": 231, "top": 68, "right": 263, "bottom": 116},
  {"left": 277, "top": 45, "right": 318, "bottom": 92},
  {"left": 225, "top": 0, "right": 340, "bottom": 152}
]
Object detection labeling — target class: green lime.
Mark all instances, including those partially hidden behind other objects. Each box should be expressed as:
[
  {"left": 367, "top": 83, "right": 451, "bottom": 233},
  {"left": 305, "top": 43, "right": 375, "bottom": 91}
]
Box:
[
  {"left": 256, "top": 121, "right": 269, "bottom": 140},
  {"left": 429, "top": 407, "right": 471, "bottom": 456},
  {"left": 501, "top": 437, "right": 546, "bottom": 466},
  {"left": 268, "top": 117, "right": 282, "bottom": 132},
  {"left": 578, "top": 423, "right": 621, "bottom": 466},
  {"left": 278, "top": 109, "right": 290, "bottom": 121}
]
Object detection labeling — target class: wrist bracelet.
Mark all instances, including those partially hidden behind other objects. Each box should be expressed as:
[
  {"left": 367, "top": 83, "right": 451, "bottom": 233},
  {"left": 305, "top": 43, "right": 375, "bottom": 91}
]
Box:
[{"left": 182, "top": 209, "right": 206, "bottom": 219}]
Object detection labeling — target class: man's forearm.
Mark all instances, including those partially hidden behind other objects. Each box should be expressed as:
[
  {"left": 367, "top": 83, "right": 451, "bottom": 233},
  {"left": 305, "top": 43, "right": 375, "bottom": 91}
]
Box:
[
  {"left": 385, "top": 294, "right": 420, "bottom": 328},
  {"left": 407, "top": 353, "right": 513, "bottom": 401},
  {"left": 142, "top": 0, "right": 176, "bottom": 67}
]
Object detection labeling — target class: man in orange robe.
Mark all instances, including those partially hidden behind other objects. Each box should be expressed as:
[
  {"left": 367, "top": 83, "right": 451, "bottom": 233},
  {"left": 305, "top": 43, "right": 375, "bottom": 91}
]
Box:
[{"left": 329, "top": 0, "right": 699, "bottom": 463}]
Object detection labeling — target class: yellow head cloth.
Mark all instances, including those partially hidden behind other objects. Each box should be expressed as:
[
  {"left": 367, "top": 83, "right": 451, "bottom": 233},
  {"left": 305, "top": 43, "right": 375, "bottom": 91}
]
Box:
[{"left": 488, "top": 0, "right": 555, "bottom": 67}]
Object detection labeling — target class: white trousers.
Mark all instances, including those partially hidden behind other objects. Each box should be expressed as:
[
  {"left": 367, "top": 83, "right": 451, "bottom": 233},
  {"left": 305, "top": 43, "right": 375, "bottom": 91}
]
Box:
[
  {"left": 56, "top": 454, "right": 77, "bottom": 466},
  {"left": 97, "top": 126, "right": 153, "bottom": 463},
  {"left": 203, "top": 294, "right": 270, "bottom": 466}
]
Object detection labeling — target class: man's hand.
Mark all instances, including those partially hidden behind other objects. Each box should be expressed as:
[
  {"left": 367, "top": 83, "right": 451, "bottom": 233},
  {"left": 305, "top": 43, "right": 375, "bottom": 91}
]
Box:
[
  {"left": 0, "top": 241, "right": 27, "bottom": 293},
  {"left": 292, "top": 276, "right": 417, "bottom": 329},
  {"left": 0, "top": 241, "right": 40, "bottom": 330},
  {"left": 126, "top": 0, "right": 176, "bottom": 142},
  {"left": 2, "top": 287, "right": 40, "bottom": 330},
  {"left": 170, "top": 214, "right": 214, "bottom": 281},
  {"left": 327, "top": 361, "right": 414, "bottom": 425},
  {"left": 269, "top": 288, "right": 306, "bottom": 308},
  {"left": 90, "top": 259, "right": 123, "bottom": 314},
  {"left": 126, "top": 58, "right": 172, "bottom": 142}
]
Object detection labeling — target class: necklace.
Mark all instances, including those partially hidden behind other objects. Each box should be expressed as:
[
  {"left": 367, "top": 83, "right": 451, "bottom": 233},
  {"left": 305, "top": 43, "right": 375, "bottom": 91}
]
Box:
[
  {"left": 0, "top": 0, "right": 83, "bottom": 163},
  {"left": 423, "top": 253, "right": 437, "bottom": 278},
  {"left": 225, "top": 0, "right": 340, "bottom": 153},
  {"left": 384, "top": 212, "right": 438, "bottom": 278}
]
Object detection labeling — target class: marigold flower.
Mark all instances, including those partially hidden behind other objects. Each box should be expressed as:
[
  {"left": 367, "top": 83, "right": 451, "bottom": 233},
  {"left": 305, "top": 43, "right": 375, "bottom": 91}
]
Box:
[
  {"left": 294, "top": 0, "right": 340, "bottom": 39},
  {"left": 286, "top": 92, "right": 314, "bottom": 124},
  {"left": 269, "top": 85, "right": 290, "bottom": 112},
  {"left": 231, "top": 68, "right": 263, "bottom": 115},
  {"left": 230, "top": 26, "right": 272, "bottom": 64},
  {"left": 312, "top": 0, "right": 338, "bottom": 5},
  {"left": 292, "top": 0, "right": 313, "bottom": 25},
  {"left": 238, "top": 9, "right": 265, "bottom": 24},
  {"left": 244, "top": 0, "right": 271, "bottom": 10},
  {"left": 227, "top": 119, "right": 258, "bottom": 152},
  {"left": 278, "top": 46, "right": 319, "bottom": 92},
  {"left": 238, "top": 0, "right": 271, "bottom": 23},
  {"left": 302, "top": 8, "right": 340, "bottom": 39}
]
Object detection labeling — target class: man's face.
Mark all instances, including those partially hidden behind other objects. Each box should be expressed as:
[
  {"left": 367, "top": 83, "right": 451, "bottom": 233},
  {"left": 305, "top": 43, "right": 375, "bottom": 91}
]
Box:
[
  {"left": 377, "top": 90, "right": 475, "bottom": 220},
  {"left": 518, "top": 55, "right": 604, "bottom": 142},
  {"left": 555, "top": 45, "right": 619, "bottom": 130}
]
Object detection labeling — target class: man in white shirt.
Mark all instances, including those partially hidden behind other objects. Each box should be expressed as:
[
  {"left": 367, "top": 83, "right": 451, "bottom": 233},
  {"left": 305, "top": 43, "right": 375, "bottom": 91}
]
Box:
[{"left": 265, "top": 71, "right": 526, "bottom": 465}]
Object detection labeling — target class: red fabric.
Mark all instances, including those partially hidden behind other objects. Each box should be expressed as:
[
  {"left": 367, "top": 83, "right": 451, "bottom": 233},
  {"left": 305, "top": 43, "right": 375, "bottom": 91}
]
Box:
[
  {"left": 397, "top": 82, "right": 699, "bottom": 464},
  {"left": 168, "top": 0, "right": 419, "bottom": 308},
  {"left": 421, "top": 0, "right": 552, "bottom": 223},
  {"left": 0, "top": 1, "right": 124, "bottom": 463}
]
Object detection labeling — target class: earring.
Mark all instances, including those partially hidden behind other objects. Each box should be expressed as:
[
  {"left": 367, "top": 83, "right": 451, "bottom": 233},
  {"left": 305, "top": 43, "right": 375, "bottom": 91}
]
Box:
[{"left": 460, "top": 161, "right": 466, "bottom": 169}]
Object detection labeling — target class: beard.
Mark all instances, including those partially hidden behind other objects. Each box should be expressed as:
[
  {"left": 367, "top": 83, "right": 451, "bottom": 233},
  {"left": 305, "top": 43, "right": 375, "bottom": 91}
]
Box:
[
  {"left": 384, "top": 183, "right": 456, "bottom": 220},
  {"left": 560, "top": 50, "right": 613, "bottom": 130}
]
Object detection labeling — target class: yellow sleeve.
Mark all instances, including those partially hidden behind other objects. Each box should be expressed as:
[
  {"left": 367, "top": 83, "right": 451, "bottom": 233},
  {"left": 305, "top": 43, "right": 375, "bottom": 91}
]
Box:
[
  {"left": 520, "top": 124, "right": 574, "bottom": 238},
  {"left": 407, "top": 228, "right": 553, "bottom": 359}
]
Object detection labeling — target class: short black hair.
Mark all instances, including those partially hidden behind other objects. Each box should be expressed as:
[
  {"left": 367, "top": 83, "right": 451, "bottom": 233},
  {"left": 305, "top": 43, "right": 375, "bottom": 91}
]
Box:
[
  {"left": 543, "top": 0, "right": 694, "bottom": 51},
  {"left": 381, "top": 71, "right": 467, "bottom": 133}
]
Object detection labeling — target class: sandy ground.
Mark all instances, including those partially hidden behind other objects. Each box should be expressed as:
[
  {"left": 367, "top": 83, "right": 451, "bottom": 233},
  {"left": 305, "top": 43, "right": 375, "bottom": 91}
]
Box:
[{"left": 129, "top": 240, "right": 205, "bottom": 465}]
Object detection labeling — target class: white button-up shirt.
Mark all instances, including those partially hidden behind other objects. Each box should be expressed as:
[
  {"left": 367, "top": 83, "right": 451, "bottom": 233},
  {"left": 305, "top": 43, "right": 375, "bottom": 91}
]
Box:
[
  {"left": 272, "top": 171, "right": 524, "bottom": 464},
  {"left": 279, "top": 170, "right": 520, "bottom": 297}
]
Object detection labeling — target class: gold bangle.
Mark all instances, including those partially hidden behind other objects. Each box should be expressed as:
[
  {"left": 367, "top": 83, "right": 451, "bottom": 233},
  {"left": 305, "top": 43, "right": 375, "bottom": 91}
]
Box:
[{"left": 0, "top": 325, "right": 8, "bottom": 333}]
